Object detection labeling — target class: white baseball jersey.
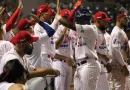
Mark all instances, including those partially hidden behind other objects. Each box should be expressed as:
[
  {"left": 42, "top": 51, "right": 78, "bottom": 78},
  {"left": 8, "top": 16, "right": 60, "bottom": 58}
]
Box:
[
  {"left": 25, "top": 31, "right": 51, "bottom": 68},
  {"left": 3, "top": 24, "right": 14, "bottom": 41},
  {"left": 34, "top": 23, "right": 55, "bottom": 57},
  {"left": 0, "top": 82, "right": 14, "bottom": 90},
  {"left": 95, "top": 30, "right": 110, "bottom": 90},
  {"left": 74, "top": 24, "right": 98, "bottom": 62},
  {"left": 53, "top": 25, "right": 76, "bottom": 58},
  {"left": 0, "top": 48, "right": 35, "bottom": 74},
  {"left": 53, "top": 25, "right": 76, "bottom": 90},
  {"left": 110, "top": 26, "right": 128, "bottom": 90},
  {"left": 125, "top": 40, "right": 130, "bottom": 90},
  {"left": 0, "top": 40, "right": 14, "bottom": 61},
  {"left": 34, "top": 16, "right": 59, "bottom": 58},
  {"left": 74, "top": 24, "right": 101, "bottom": 90},
  {"left": 0, "top": 49, "right": 47, "bottom": 90},
  {"left": 96, "top": 30, "right": 110, "bottom": 64},
  {"left": 110, "top": 26, "right": 128, "bottom": 66},
  {"left": 125, "top": 65, "right": 130, "bottom": 90}
]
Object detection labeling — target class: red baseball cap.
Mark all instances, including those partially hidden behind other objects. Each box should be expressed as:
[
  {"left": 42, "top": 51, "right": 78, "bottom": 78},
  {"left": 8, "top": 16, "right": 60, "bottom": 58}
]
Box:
[
  {"left": 10, "top": 31, "right": 38, "bottom": 45},
  {"left": 60, "top": 9, "right": 71, "bottom": 17},
  {"left": 18, "top": 18, "right": 35, "bottom": 30},
  {"left": 94, "top": 11, "right": 111, "bottom": 21},
  {"left": 37, "top": 4, "right": 49, "bottom": 16}
]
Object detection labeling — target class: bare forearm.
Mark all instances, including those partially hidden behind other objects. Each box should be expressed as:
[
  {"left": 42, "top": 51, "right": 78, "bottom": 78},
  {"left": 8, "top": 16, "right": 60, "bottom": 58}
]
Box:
[
  {"left": 54, "top": 53, "right": 68, "bottom": 61},
  {"left": 59, "top": 18, "right": 76, "bottom": 30},
  {"left": 56, "top": 28, "right": 67, "bottom": 49},
  {"left": 97, "top": 52, "right": 109, "bottom": 62},
  {"left": 29, "top": 68, "right": 56, "bottom": 78}
]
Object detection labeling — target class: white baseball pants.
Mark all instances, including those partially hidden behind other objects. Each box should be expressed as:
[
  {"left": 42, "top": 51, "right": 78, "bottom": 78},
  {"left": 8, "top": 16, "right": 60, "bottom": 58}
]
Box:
[
  {"left": 53, "top": 60, "right": 72, "bottom": 90},
  {"left": 95, "top": 64, "right": 110, "bottom": 90},
  {"left": 74, "top": 59, "right": 101, "bottom": 90}
]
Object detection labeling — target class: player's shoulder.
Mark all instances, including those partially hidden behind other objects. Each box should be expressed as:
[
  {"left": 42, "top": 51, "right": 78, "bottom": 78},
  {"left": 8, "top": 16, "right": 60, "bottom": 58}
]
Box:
[
  {"left": 111, "top": 26, "right": 122, "bottom": 35},
  {"left": 82, "top": 24, "right": 94, "bottom": 30},
  {"left": 0, "top": 40, "right": 13, "bottom": 46},
  {"left": 34, "top": 23, "right": 40, "bottom": 28},
  {"left": 2, "top": 49, "right": 17, "bottom": 57}
]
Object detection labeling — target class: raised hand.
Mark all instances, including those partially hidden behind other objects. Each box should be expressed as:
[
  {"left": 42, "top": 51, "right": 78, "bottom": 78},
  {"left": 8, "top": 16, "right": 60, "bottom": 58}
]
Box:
[
  {"left": 56, "top": 0, "right": 60, "bottom": 15},
  {"left": 73, "top": 0, "right": 83, "bottom": 10},
  {"left": 18, "top": 0, "right": 23, "bottom": 9},
  {"left": 0, "top": 7, "right": 5, "bottom": 19},
  {"left": 30, "top": 13, "right": 40, "bottom": 22}
]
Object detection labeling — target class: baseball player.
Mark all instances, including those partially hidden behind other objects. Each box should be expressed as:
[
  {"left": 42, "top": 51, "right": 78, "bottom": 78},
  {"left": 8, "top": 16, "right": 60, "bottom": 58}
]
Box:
[
  {"left": 33, "top": 3, "right": 60, "bottom": 69},
  {"left": 109, "top": 11, "right": 129, "bottom": 90},
  {"left": 56, "top": 8, "right": 102, "bottom": 90},
  {"left": 2, "top": 0, "right": 22, "bottom": 41},
  {"left": 53, "top": 9, "right": 77, "bottom": 90},
  {"left": 0, "top": 8, "right": 14, "bottom": 61},
  {"left": 0, "top": 31, "right": 60, "bottom": 90},
  {"left": 93, "top": 11, "right": 111, "bottom": 90},
  {"left": 16, "top": 16, "right": 63, "bottom": 90}
]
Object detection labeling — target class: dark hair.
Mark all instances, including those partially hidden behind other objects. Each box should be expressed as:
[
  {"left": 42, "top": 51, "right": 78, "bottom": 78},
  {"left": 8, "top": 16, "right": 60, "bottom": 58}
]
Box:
[{"left": 0, "top": 59, "right": 28, "bottom": 83}]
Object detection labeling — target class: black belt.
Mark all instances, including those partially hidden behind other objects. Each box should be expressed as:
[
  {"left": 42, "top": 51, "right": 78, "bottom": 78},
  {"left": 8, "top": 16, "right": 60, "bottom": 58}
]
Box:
[
  {"left": 77, "top": 60, "right": 87, "bottom": 66},
  {"left": 77, "top": 57, "right": 97, "bottom": 66}
]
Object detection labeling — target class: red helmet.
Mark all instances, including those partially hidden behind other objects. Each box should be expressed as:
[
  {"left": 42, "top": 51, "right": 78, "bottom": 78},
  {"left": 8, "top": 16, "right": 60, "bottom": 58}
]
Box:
[{"left": 60, "top": 9, "right": 70, "bottom": 17}]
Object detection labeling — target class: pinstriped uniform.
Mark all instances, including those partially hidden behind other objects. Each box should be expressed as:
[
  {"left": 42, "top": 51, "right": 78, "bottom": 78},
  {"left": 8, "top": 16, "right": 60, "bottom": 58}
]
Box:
[
  {"left": 52, "top": 25, "right": 76, "bottom": 90},
  {"left": 74, "top": 24, "right": 101, "bottom": 90},
  {"left": 110, "top": 26, "right": 128, "bottom": 90},
  {"left": 95, "top": 30, "right": 110, "bottom": 90},
  {"left": 125, "top": 41, "right": 130, "bottom": 90}
]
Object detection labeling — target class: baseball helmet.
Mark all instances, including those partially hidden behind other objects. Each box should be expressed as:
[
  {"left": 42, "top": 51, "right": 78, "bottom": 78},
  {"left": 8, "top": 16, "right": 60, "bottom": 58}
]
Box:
[{"left": 74, "top": 8, "right": 91, "bottom": 21}]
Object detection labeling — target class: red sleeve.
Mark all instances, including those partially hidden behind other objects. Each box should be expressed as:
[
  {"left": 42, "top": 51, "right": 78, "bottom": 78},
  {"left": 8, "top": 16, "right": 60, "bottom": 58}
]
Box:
[
  {"left": 6, "top": 8, "right": 21, "bottom": 32},
  {"left": 68, "top": 9, "right": 76, "bottom": 23},
  {"left": 68, "top": 0, "right": 83, "bottom": 23}
]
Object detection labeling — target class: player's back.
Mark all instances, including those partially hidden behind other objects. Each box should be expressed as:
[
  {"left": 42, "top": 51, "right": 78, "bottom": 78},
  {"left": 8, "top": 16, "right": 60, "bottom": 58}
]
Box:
[{"left": 74, "top": 24, "right": 98, "bottom": 60}]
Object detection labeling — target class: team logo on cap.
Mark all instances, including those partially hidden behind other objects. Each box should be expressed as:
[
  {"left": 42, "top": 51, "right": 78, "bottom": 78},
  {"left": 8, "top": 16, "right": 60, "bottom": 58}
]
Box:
[{"left": 20, "top": 38, "right": 26, "bottom": 42}]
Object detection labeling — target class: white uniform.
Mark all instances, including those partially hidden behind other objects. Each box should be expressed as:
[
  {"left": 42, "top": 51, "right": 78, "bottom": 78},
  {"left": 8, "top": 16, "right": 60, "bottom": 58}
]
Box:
[
  {"left": 125, "top": 40, "right": 130, "bottom": 90},
  {"left": 0, "top": 82, "right": 28, "bottom": 90},
  {"left": 25, "top": 29, "right": 52, "bottom": 68},
  {"left": 0, "top": 82, "right": 14, "bottom": 90},
  {"left": 125, "top": 65, "right": 130, "bottom": 90},
  {"left": 110, "top": 26, "right": 128, "bottom": 90},
  {"left": 3, "top": 24, "right": 14, "bottom": 41},
  {"left": 0, "top": 48, "right": 47, "bottom": 90},
  {"left": 33, "top": 16, "right": 59, "bottom": 87},
  {"left": 53, "top": 25, "right": 76, "bottom": 90},
  {"left": 0, "top": 40, "right": 14, "bottom": 61},
  {"left": 95, "top": 30, "right": 110, "bottom": 90},
  {"left": 74, "top": 24, "right": 101, "bottom": 90},
  {"left": 34, "top": 17, "right": 59, "bottom": 68}
]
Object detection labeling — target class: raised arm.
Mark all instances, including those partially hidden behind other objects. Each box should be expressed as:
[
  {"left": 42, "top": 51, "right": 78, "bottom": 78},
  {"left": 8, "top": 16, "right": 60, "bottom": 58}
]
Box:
[
  {"left": 68, "top": 0, "right": 83, "bottom": 22},
  {"left": 6, "top": 0, "right": 23, "bottom": 32},
  {"left": 56, "top": 15, "right": 76, "bottom": 30}
]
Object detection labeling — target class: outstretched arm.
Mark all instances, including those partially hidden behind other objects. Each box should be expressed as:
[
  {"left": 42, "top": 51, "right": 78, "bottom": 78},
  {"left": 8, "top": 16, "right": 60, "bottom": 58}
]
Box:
[
  {"left": 56, "top": 15, "right": 76, "bottom": 30},
  {"left": 28, "top": 68, "right": 60, "bottom": 79},
  {"left": 6, "top": 0, "right": 23, "bottom": 32},
  {"left": 68, "top": 0, "right": 83, "bottom": 22}
]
